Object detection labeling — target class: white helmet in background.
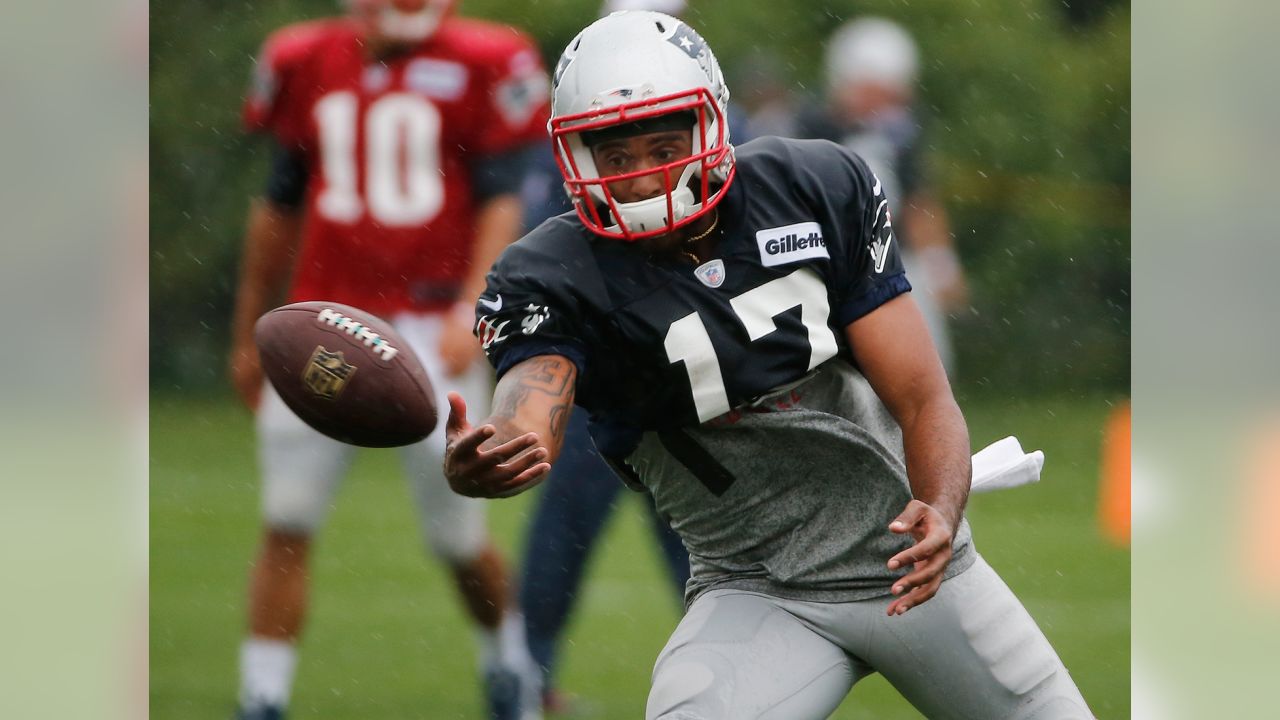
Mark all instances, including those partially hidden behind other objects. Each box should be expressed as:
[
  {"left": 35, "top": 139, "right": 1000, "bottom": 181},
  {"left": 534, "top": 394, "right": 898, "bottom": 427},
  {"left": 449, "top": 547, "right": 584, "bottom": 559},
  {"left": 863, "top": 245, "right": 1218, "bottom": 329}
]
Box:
[
  {"left": 825, "top": 17, "right": 919, "bottom": 93},
  {"left": 600, "top": 0, "right": 688, "bottom": 16},
  {"left": 550, "top": 11, "right": 735, "bottom": 240},
  {"left": 345, "top": 0, "right": 456, "bottom": 44}
]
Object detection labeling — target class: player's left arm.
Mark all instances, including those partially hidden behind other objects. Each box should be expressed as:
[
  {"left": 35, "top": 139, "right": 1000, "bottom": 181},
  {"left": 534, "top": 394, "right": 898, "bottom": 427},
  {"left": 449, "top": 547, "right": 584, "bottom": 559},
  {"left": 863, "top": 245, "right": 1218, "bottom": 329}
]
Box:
[{"left": 845, "top": 294, "right": 971, "bottom": 616}]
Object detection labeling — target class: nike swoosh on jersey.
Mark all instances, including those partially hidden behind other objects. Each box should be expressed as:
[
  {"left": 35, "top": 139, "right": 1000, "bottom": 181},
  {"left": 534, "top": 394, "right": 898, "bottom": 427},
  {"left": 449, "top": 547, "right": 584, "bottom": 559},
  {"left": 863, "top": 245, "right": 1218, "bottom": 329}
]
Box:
[{"left": 478, "top": 294, "right": 503, "bottom": 312}]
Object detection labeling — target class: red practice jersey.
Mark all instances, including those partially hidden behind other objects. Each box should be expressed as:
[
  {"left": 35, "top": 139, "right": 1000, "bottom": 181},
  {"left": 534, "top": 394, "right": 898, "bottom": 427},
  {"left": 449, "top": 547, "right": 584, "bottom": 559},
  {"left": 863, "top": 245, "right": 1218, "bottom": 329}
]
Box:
[{"left": 244, "top": 17, "right": 550, "bottom": 316}]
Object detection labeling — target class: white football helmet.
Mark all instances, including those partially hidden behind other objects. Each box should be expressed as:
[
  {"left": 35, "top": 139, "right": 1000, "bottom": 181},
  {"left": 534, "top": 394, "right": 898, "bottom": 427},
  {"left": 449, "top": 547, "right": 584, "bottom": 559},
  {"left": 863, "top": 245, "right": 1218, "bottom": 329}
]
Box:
[
  {"left": 599, "top": 0, "right": 687, "bottom": 16},
  {"left": 550, "top": 11, "right": 735, "bottom": 241},
  {"left": 825, "top": 17, "right": 919, "bottom": 93},
  {"left": 345, "top": 0, "right": 455, "bottom": 44}
]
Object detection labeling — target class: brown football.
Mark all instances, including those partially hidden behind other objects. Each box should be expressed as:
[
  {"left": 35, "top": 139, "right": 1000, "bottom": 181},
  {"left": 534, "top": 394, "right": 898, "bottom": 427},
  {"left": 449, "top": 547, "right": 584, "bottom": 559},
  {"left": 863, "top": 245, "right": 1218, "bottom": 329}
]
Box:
[{"left": 254, "top": 301, "right": 438, "bottom": 448}]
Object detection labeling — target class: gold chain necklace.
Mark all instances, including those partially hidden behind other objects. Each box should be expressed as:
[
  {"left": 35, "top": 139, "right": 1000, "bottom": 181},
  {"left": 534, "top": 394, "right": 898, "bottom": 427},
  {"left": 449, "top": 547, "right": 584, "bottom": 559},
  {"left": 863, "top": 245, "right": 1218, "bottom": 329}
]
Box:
[{"left": 680, "top": 211, "right": 720, "bottom": 265}]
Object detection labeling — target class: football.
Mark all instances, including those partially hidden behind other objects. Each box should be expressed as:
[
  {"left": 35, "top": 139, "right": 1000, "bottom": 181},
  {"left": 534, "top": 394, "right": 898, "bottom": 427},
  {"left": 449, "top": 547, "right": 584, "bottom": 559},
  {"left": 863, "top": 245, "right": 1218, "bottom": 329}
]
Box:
[{"left": 254, "top": 301, "right": 438, "bottom": 448}]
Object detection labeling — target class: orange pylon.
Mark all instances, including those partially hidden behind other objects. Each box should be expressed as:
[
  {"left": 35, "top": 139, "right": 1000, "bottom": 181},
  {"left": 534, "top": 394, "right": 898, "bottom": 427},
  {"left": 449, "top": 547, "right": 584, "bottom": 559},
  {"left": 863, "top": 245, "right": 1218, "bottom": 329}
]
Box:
[
  {"left": 1245, "top": 420, "right": 1280, "bottom": 598},
  {"left": 1099, "top": 401, "right": 1131, "bottom": 547}
]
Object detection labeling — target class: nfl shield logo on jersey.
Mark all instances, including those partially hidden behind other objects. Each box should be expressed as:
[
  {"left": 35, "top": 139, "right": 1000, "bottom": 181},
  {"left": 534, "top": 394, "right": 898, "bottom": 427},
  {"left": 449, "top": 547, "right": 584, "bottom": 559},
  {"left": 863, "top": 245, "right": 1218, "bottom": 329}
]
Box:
[
  {"left": 694, "top": 259, "right": 726, "bottom": 288},
  {"left": 303, "top": 346, "right": 357, "bottom": 400}
]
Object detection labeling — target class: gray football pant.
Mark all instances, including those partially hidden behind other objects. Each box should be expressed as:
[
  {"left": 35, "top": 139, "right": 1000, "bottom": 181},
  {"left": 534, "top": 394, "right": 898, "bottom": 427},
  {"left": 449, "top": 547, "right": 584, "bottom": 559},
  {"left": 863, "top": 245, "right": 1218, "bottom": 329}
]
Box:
[{"left": 646, "top": 555, "right": 1093, "bottom": 720}]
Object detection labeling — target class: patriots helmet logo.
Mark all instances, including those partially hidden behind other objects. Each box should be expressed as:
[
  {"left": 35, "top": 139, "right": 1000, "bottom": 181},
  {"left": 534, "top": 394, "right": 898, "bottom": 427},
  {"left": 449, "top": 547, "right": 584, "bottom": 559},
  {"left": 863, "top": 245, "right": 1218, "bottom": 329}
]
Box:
[{"left": 664, "top": 22, "right": 709, "bottom": 61}]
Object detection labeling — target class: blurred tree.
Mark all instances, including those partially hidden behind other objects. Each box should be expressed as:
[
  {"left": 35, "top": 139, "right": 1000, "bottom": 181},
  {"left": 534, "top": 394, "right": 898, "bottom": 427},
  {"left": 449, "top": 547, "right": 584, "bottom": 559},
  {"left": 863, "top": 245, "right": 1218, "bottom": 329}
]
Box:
[{"left": 150, "top": 0, "right": 1128, "bottom": 396}]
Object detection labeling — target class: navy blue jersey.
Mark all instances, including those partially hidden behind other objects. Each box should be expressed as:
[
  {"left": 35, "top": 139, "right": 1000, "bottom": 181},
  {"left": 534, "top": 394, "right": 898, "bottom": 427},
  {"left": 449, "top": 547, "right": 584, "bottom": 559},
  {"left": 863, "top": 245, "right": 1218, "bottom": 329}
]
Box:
[{"left": 477, "top": 136, "right": 908, "bottom": 437}]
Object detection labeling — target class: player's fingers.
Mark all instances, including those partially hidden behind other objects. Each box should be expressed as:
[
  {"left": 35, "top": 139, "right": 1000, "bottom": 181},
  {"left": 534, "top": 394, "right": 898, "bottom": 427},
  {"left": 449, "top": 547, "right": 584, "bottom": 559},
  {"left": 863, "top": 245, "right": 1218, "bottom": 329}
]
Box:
[
  {"left": 890, "top": 551, "right": 950, "bottom": 596},
  {"left": 496, "top": 446, "right": 549, "bottom": 476},
  {"left": 450, "top": 426, "right": 496, "bottom": 461},
  {"left": 887, "top": 575, "right": 945, "bottom": 616},
  {"left": 887, "top": 574, "right": 943, "bottom": 615},
  {"left": 444, "top": 392, "right": 470, "bottom": 437},
  {"left": 887, "top": 529, "right": 949, "bottom": 570},
  {"left": 888, "top": 500, "right": 929, "bottom": 533},
  {"left": 477, "top": 432, "right": 542, "bottom": 462},
  {"left": 492, "top": 462, "right": 553, "bottom": 498}
]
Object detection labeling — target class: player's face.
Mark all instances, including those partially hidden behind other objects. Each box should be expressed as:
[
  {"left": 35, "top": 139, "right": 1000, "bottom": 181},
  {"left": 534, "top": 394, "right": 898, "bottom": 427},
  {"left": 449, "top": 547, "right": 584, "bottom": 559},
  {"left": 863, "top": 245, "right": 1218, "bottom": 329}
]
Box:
[
  {"left": 835, "top": 80, "right": 912, "bottom": 123},
  {"left": 350, "top": 0, "right": 442, "bottom": 49},
  {"left": 589, "top": 130, "right": 694, "bottom": 205}
]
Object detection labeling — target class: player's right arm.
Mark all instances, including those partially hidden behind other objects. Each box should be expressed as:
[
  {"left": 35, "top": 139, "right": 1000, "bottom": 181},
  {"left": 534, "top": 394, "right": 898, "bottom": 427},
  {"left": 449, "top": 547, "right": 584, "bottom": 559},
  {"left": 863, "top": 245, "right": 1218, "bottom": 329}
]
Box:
[
  {"left": 447, "top": 232, "right": 595, "bottom": 498},
  {"left": 228, "top": 196, "right": 303, "bottom": 410},
  {"left": 796, "top": 137, "right": 968, "bottom": 615},
  {"left": 443, "top": 354, "right": 573, "bottom": 498},
  {"left": 443, "top": 237, "right": 589, "bottom": 499},
  {"left": 230, "top": 26, "right": 318, "bottom": 410}
]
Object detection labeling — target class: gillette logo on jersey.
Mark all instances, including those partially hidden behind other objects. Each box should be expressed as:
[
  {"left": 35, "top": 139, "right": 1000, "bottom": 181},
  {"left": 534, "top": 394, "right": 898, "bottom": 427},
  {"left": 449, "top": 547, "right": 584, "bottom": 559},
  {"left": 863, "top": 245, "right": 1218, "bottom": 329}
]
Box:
[{"left": 756, "top": 222, "right": 829, "bottom": 267}]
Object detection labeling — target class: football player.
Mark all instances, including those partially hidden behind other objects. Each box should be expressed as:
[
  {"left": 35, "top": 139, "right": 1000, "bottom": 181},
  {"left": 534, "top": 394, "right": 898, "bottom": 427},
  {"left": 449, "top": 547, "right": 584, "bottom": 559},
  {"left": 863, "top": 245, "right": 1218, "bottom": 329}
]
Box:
[
  {"left": 796, "top": 17, "right": 969, "bottom": 372},
  {"left": 227, "top": 1, "right": 548, "bottom": 718},
  {"left": 445, "top": 11, "right": 1093, "bottom": 719}
]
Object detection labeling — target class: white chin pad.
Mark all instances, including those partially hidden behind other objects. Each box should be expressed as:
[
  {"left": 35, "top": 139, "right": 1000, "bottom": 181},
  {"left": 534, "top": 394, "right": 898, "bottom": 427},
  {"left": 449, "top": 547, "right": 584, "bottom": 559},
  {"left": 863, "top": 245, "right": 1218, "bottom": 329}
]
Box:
[{"left": 613, "top": 186, "right": 697, "bottom": 234}]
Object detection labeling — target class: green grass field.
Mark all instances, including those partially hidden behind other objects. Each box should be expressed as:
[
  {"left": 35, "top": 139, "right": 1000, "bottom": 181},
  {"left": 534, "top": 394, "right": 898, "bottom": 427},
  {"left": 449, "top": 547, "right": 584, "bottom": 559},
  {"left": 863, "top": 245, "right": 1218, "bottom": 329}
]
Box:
[{"left": 150, "top": 392, "right": 1129, "bottom": 719}]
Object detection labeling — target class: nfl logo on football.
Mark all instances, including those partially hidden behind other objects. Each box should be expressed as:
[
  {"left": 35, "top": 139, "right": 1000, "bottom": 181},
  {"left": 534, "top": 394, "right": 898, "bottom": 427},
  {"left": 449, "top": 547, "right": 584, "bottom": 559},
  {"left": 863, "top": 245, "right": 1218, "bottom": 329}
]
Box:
[{"left": 302, "top": 346, "right": 357, "bottom": 400}]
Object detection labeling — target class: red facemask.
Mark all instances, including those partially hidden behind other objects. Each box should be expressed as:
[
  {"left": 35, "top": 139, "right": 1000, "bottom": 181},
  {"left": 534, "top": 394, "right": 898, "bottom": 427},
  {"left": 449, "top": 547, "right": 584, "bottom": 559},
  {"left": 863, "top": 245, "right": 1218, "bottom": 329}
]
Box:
[{"left": 550, "top": 88, "right": 735, "bottom": 241}]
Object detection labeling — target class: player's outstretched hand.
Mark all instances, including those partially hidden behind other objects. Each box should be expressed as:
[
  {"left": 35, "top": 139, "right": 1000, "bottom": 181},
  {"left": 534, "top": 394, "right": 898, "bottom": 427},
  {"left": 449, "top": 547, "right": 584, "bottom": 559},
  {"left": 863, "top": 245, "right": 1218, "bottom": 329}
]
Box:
[
  {"left": 885, "top": 499, "right": 956, "bottom": 616},
  {"left": 443, "top": 392, "right": 552, "bottom": 498}
]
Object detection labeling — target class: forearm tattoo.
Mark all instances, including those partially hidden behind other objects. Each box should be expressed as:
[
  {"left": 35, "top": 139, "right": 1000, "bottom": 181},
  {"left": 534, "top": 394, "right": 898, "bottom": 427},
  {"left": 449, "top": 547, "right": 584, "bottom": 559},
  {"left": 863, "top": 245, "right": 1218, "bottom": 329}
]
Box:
[{"left": 490, "top": 355, "right": 576, "bottom": 443}]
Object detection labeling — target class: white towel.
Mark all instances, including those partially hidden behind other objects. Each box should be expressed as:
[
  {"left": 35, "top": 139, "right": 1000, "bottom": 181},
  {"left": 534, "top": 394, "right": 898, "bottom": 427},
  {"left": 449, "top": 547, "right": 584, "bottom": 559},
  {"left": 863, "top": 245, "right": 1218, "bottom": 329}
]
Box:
[{"left": 970, "top": 436, "right": 1044, "bottom": 493}]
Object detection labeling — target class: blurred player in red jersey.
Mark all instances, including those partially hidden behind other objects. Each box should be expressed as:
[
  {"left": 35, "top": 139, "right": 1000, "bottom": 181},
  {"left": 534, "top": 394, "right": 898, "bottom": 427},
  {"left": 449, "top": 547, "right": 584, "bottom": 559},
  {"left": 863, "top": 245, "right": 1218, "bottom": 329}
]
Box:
[{"left": 227, "top": 1, "right": 549, "bottom": 718}]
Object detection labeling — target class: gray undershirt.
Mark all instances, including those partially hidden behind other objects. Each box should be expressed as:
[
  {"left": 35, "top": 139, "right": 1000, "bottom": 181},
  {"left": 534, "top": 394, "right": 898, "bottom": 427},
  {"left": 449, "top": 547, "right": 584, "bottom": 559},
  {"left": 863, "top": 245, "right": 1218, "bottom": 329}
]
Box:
[{"left": 626, "top": 358, "right": 975, "bottom": 607}]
